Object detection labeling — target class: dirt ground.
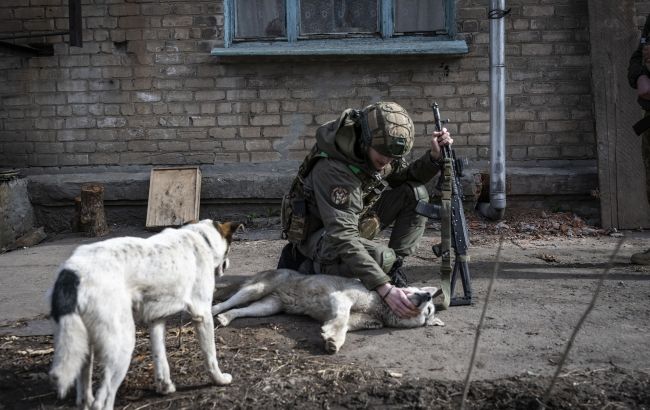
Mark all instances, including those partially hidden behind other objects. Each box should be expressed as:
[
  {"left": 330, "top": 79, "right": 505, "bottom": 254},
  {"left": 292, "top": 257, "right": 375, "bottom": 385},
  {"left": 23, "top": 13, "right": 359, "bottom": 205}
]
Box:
[{"left": 0, "top": 209, "right": 649, "bottom": 409}]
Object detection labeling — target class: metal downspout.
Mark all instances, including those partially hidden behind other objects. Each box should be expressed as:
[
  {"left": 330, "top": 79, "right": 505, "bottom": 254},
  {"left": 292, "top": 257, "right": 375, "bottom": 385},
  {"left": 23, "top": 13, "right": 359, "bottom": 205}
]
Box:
[{"left": 476, "top": 0, "right": 507, "bottom": 220}]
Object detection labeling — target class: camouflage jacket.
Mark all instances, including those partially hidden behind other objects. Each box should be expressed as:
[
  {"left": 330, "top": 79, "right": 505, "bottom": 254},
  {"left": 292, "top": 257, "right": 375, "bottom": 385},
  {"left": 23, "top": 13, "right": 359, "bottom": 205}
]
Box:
[{"left": 297, "top": 109, "right": 442, "bottom": 289}]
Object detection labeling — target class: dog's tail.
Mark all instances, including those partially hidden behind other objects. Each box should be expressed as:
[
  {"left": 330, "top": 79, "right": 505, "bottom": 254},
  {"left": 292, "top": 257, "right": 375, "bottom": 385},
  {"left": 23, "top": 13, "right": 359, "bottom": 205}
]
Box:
[{"left": 49, "top": 269, "right": 88, "bottom": 398}]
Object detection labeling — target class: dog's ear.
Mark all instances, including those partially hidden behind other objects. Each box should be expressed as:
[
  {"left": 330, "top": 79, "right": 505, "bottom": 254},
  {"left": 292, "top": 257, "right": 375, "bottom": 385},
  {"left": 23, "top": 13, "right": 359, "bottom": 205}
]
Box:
[{"left": 215, "top": 221, "right": 245, "bottom": 243}]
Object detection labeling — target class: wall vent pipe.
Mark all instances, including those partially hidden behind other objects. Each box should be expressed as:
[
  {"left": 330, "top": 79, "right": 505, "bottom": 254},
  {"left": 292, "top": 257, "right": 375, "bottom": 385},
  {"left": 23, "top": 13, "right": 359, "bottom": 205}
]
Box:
[{"left": 477, "top": 0, "right": 508, "bottom": 220}]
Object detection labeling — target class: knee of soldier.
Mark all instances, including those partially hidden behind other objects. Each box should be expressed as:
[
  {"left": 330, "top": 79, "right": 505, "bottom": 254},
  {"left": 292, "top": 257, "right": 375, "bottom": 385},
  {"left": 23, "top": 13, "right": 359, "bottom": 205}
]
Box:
[
  {"left": 404, "top": 182, "right": 429, "bottom": 205},
  {"left": 367, "top": 247, "right": 397, "bottom": 273}
]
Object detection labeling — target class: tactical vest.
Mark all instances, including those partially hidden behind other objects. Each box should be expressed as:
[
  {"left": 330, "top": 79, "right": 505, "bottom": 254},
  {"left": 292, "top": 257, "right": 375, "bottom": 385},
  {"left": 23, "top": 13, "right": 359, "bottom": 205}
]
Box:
[{"left": 280, "top": 143, "right": 392, "bottom": 243}]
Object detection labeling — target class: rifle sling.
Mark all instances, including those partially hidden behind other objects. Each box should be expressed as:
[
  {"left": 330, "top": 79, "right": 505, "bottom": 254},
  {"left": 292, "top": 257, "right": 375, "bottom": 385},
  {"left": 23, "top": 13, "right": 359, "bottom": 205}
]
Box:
[{"left": 439, "top": 158, "right": 453, "bottom": 310}]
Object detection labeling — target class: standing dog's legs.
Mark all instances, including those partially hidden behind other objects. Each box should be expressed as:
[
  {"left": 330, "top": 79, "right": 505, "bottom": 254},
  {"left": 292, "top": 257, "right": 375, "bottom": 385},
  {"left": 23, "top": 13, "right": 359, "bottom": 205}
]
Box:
[
  {"left": 75, "top": 351, "right": 94, "bottom": 410},
  {"left": 321, "top": 296, "right": 353, "bottom": 354},
  {"left": 150, "top": 320, "right": 175, "bottom": 394},
  {"left": 190, "top": 306, "right": 232, "bottom": 385},
  {"left": 215, "top": 295, "right": 283, "bottom": 326},
  {"left": 91, "top": 313, "right": 135, "bottom": 410}
]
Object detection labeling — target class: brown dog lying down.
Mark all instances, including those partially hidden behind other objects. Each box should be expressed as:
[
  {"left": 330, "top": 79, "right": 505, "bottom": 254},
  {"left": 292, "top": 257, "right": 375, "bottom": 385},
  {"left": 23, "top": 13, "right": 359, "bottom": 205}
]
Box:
[{"left": 212, "top": 269, "right": 444, "bottom": 354}]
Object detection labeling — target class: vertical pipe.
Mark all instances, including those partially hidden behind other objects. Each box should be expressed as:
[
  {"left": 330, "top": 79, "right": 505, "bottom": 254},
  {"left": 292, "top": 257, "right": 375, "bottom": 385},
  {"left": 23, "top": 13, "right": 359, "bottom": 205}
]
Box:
[{"left": 477, "top": 0, "right": 507, "bottom": 220}]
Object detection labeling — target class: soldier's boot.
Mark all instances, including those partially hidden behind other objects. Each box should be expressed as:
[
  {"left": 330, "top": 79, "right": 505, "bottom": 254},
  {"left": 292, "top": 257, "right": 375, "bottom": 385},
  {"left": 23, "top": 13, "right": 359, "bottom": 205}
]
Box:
[
  {"left": 388, "top": 256, "right": 409, "bottom": 288},
  {"left": 277, "top": 243, "right": 309, "bottom": 271},
  {"left": 631, "top": 249, "right": 650, "bottom": 265}
]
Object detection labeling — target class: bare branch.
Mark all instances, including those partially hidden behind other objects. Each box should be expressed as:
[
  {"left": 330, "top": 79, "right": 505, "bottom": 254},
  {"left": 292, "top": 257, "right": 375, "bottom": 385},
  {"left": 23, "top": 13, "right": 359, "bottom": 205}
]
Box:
[
  {"left": 460, "top": 236, "right": 504, "bottom": 410},
  {"left": 540, "top": 238, "right": 625, "bottom": 407}
]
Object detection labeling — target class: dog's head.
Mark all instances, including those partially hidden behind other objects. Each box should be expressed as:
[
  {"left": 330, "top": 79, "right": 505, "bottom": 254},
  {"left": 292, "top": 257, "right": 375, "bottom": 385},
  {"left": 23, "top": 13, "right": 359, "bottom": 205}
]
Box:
[
  {"left": 184, "top": 219, "right": 243, "bottom": 276},
  {"left": 393, "top": 286, "right": 444, "bottom": 328},
  {"left": 213, "top": 221, "right": 244, "bottom": 276}
]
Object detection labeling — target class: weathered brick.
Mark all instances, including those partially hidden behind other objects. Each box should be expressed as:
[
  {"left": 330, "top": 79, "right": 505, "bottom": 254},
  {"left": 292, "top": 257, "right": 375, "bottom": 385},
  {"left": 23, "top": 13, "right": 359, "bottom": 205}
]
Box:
[
  {"left": 521, "top": 44, "right": 554, "bottom": 56},
  {"left": 87, "top": 153, "right": 119, "bottom": 164},
  {"left": 217, "top": 115, "right": 249, "bottom": 126},
  {"left": 71, "top": 67, "right": 102, "bottom": 79},
  {"left": 194, "top": 90, "right": 226, "bottom": 101},
  {"left": 251, "top": 152, "right": 281, "bottom": 162},
  {"left": 65, "top": 117, "right": 96, "bottom": 129},
  {"left": 165, "top": 91, "right": 193, "bottom": 102},
  {"left": 213, "top": 153, "right": 240, "bottom": 163},
  {"left": 147, "top": 128, "right": 177, "bottom": 139},
  {"left": 158, "top": 140, "right": 188, "bottom": 151},
  {"left": 522, "top": 6, "right": 555, "bottom": 17},
  {"left": 97, "top": 117, "right": 127, "bottom": 128},
  {"left": 128, "top": 140, "right": 158, "bottom": 151},
  {"left": 56, "top": 105, "right": 71, "bottom": 117},
  {"left": 528, "top": 146, "right": 561, "bottom": 159},
  {"left": 86, "top": 16, "right": 118, "bottom": 29},
  {"left": 109, "top": 4, "right": 140, "bottom": 16},
  {"left": 34, "top": 142, "right": 64, "bottom": 153},
  {"left": 251, "top": 115, "right": 281, "bottom": 126},
  {"left": 208, "top": 127, "right": 238, "bottom": 139},
  {"left": 189, "top": 116, "right": 215, "bottom": 127},
  {"left": 56, "top": 80, "right": 87, "bottom": 92}
]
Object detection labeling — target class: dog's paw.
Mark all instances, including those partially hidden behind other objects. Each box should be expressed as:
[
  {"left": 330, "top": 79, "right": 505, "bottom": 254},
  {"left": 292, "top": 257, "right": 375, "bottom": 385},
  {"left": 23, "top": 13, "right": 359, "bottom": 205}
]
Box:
[
  {"left": 155, "top": 380, "right": 176, "bottom": 395},
  {"left": 77, "top": 398, "right": 93, "bottom": 410},
  {"left": 214, "top": 372, "right": 232, "bottom": 385},
  {"left": 324, "top": 338, "right": 340, "bottom": 354},
  {"left": 211, "top": 304, "right": 223, "bottom": 316},
  {"left": 216, "top": 314, "right": 231, "bottom": 327}
]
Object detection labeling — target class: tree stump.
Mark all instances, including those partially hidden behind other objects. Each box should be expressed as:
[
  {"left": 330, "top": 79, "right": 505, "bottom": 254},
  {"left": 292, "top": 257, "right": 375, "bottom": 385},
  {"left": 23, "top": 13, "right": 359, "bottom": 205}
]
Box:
[{"left": 73, "top": 184, "right": 109, "bottom": 236}]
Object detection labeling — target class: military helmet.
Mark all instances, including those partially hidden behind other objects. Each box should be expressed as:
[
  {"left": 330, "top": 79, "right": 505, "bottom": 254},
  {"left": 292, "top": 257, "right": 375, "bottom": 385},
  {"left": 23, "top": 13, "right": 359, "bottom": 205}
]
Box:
[{"left": 361, "top": 101, "right": 414, "bottom": 158}]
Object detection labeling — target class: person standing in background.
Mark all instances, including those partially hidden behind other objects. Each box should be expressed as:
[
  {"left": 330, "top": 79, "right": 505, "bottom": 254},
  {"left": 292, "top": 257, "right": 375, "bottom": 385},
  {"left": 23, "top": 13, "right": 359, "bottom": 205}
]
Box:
[{"left": 628, "top": 15, "right": 650, "bottom": 265}]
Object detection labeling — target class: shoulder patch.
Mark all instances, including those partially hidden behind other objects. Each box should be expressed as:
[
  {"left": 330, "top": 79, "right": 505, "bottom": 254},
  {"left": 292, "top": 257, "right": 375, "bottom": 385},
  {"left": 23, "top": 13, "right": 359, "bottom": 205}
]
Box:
[{"left": 329, "top": 186, "right": 351, "bottom": 209}]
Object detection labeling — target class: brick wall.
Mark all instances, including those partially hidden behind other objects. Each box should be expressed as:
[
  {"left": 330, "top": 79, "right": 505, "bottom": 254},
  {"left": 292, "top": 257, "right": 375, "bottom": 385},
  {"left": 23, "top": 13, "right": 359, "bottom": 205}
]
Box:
[
  {"left": 2, "top": 0, "right": 650, "bottom": 229},
  {"left": 0, "top": 0, "right": 606, "bottom": 171}
]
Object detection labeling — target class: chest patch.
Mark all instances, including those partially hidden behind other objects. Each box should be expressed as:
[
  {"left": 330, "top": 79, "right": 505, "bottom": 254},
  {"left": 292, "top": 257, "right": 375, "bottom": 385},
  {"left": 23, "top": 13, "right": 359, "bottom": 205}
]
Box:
[{"left": 330, "top": 186, "right": 351, "bottom": 209}]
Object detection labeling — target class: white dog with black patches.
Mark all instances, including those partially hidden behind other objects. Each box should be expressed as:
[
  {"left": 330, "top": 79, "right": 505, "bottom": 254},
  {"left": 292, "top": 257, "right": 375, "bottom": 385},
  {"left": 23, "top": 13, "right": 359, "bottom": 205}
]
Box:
[
  {"left": 212, "top": 269, "right": 444, "bottom": 354},
  {"left": 49, "top": 220, "right": 241, "bottom": 410}
]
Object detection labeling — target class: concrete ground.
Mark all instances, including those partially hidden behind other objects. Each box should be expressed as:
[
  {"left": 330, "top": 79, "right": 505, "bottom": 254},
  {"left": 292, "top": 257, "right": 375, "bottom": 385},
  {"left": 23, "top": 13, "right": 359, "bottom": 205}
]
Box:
[{"left": 0, "top": 224, "right": 649, "bottom": 381}]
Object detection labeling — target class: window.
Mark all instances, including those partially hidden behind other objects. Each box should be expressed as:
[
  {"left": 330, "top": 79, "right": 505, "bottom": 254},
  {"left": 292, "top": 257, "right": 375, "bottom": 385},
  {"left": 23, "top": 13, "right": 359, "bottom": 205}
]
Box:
[{"left": 215, "top": 0, "right": 466, "bottom": 56}]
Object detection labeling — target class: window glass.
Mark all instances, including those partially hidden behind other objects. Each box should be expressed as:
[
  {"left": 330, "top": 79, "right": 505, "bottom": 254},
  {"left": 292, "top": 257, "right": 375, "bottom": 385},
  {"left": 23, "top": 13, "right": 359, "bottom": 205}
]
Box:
[
  {"left": 235, "top": 0, "right": 286, "bottom": 39},
  {"left": 300, "top": 0, "right": 378, "bottom": 36},
  {"left": 394, "top": 0, "right": 445, "bottom": 33}
]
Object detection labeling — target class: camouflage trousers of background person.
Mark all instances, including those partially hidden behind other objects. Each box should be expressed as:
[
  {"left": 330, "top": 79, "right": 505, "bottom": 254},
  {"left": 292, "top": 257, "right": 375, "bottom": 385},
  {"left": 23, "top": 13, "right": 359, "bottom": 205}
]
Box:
[
  {"left": 644, "top": 115, "right": 650, "bottom": 205},
  {"left": 631, "top": 112, "right": 650, "bottom": 265}
]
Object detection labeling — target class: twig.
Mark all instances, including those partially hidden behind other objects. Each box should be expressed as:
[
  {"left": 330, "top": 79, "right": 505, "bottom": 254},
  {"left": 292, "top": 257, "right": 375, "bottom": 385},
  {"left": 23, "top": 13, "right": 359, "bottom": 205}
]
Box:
[
  {"left": 510, "top": 238, "right": 526, "bottom": 250},
  {"left": 540, "top": 238, "right": 624, "bottom": 408},
  {"left": 134, "top": 397, "right": 179, "bottom": 410},
  {"left": 177, "top": 312, "right": 183, "bottom": 349},
  {"left": 21, "top": 391, "right": 55, "bottom": 401},
  {"left": 460, "top": 236, "right": 504, "bottom": 410}
]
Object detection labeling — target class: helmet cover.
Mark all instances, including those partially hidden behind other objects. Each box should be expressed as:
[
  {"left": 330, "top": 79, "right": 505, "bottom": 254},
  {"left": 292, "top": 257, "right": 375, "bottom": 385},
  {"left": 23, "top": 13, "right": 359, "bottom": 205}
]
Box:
[{"left": 362, "top": 102, "right": 414, "bottom": 158}]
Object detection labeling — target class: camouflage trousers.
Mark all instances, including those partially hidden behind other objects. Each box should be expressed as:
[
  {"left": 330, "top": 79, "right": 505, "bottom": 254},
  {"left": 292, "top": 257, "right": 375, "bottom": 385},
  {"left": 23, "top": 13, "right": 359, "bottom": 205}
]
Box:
[
  {"left": 305, "top": 183, "right": 429, "bottom": 276},
  {"left": 641, "top": 119, "right": 650, "bottom": 204}
]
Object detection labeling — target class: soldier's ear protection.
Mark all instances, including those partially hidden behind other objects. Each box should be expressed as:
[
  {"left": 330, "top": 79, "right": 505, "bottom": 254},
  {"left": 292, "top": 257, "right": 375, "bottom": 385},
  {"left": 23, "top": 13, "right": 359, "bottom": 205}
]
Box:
[{"left": 350, "top": 109, "right": 373, "bottom": 152}]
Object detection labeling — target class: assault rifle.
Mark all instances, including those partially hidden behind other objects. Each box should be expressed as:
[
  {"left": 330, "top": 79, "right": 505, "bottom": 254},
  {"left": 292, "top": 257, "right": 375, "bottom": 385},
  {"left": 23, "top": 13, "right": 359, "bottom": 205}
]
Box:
[{"left": 415, "top": 102, "right": 472, "bottom": 308}]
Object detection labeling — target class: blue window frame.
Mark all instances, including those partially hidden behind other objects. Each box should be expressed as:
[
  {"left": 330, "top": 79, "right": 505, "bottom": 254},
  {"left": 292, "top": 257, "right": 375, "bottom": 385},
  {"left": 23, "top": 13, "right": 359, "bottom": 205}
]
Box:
[{"left": 213, "top": 0, "right": 467, "bottom": 56}]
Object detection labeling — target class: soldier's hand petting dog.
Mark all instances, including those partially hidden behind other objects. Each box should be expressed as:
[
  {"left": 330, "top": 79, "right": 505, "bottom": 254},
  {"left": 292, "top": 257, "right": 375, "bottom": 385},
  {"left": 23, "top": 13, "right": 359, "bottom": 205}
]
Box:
[{"left": 376, "top": 283, "right": 420, "bottom": 318}]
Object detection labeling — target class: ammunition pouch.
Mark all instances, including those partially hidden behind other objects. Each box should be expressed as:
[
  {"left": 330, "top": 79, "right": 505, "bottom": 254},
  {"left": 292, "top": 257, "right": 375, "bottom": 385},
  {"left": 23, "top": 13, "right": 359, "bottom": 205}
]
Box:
[
  {"left": 358, "top": 214, "right": 380, "bottom": 240},
  {"left": 281, "top": 193, "right": 310, "bottom": 244}
]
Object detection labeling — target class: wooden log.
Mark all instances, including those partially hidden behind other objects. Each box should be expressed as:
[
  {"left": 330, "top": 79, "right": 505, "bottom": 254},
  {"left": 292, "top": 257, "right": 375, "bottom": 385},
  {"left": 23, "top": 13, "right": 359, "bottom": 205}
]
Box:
[{"left": 78, "top": 183, "right": 109, "bottom": 236}]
